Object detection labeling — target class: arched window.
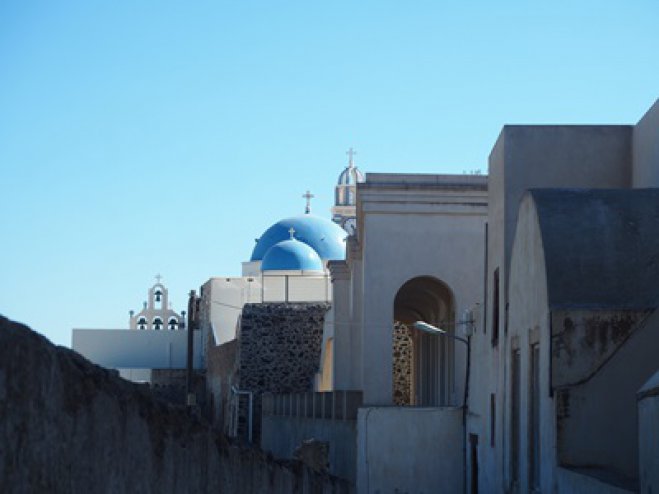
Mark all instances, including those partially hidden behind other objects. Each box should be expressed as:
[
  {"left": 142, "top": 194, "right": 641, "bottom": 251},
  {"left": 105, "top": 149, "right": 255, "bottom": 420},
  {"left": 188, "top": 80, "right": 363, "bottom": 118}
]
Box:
[
  {"left": 168, "top": 318, "right": 178, "bottom": 330},
  {"left": 393, "top": 276, "right": 455, "bottom": 407},
  {"left": 153, "top": 287, "right": 164, "bottom": 310},
  {"left": 153, "top": 317, "right": 163, "bottom": 330},
  {"left": 137, "top": 317, "right": 147, "bottom": 330}
]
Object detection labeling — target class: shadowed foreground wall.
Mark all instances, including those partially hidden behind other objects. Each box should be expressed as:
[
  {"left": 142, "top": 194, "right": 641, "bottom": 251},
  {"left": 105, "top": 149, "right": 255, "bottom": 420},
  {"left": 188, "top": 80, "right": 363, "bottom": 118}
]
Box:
[{"left": 0, "top": 316, "right": 350, "bottom": 493}]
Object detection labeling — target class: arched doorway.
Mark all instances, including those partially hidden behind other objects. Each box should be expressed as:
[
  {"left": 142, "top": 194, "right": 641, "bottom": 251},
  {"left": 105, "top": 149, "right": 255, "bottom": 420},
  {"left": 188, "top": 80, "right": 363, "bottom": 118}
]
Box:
[{"left": 393, "top": 276, "right": 455, "bottom": 406}]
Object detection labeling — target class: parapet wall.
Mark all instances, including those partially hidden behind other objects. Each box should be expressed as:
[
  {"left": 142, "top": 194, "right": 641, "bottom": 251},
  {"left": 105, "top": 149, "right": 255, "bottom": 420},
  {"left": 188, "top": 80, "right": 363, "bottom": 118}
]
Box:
[{"left": 0, "top": 316, "right": 350, "bottom": 493}]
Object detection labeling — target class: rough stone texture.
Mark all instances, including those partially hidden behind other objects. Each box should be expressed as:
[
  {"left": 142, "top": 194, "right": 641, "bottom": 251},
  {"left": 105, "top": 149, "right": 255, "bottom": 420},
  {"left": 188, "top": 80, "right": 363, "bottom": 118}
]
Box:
[
  {"left": 0, "top": 315, "right": 351, "bottom": 493},
  {"left": 293, "top": 439, "right": 329, "bottom": 474},
  {"left": 392, "top": 321, "right": 412, "bottom": 406},
  {"left": 239, "top": 303, "right": 328, "bottom": 393},
  {"left": 233, "top": 303, "right": 329, "bottom": 443},
  {"left": 150, "top": 369, "right": 205, "bottom": 407}
]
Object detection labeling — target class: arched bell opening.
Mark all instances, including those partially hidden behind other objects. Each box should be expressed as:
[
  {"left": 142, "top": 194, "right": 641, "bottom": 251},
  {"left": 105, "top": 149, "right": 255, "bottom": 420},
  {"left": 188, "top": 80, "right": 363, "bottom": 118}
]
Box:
[{"left": 393, "top": 276, "right": 455, "bottom": 407}]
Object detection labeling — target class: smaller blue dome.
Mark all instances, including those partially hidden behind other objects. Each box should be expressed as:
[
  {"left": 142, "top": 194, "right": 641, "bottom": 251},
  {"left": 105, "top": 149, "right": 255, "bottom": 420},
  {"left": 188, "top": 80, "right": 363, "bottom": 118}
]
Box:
[{"left": 261, "top": 239, "right": 324, "bottom": 272}]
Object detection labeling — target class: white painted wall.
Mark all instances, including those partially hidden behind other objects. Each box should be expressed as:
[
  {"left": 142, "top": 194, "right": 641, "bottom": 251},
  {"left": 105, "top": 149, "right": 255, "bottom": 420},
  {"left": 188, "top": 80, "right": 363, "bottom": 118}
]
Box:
[
  {"left": 469, "top": 122, "right": 637, "bottom": 493},
  {"left": 203, "top": 277, "right": 262, "bottom": 345},
  {"left": 71, "top": 329, "right": 202, "bottom": 370},
  {"left": 356, "top": 407, "right": 463, "bottom": 494},
  {"left": 506, "top": 195, "right": 554, "bottom": 493},
  {"left": 353, "top": 174, "right": 488, "bottom": 405}
]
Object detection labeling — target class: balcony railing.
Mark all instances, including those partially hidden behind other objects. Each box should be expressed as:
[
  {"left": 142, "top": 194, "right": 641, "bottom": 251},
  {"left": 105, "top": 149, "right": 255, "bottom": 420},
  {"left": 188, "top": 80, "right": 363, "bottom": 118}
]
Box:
[{"left": 262, "top": 390, "right": 363, "bottom": 421}]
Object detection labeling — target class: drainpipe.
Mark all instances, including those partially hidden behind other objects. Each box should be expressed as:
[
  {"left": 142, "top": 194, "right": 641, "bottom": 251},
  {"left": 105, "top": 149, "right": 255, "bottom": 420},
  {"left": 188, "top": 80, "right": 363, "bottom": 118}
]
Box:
[
  {"left": 231, "top": 385, "right": 253, "bottom": 443},
  {"left": 186, "top": 291, "right": 197, "bottom": 408},
  {"left": 463, "top": 334, "right": 471, "bottom": 494}
]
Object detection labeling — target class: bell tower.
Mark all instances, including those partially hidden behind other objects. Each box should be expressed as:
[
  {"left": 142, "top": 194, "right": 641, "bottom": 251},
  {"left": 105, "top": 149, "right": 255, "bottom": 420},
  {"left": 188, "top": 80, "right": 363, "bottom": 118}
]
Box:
[
  {"left": 129, "top": 275, "right": 186, "bottom": 330},
  {"left": 332, "top": 147, "right": 365, "bottom": 235}
]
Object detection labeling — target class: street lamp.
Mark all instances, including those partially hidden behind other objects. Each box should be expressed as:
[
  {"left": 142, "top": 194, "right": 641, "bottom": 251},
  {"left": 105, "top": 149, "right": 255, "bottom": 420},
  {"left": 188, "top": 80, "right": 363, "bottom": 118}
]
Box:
[
  {"left": 414, "top": 319, "right": 472, "bottom": 494},
  {"left": 412, "top": 320, "right": 470, "bottom": 409}
]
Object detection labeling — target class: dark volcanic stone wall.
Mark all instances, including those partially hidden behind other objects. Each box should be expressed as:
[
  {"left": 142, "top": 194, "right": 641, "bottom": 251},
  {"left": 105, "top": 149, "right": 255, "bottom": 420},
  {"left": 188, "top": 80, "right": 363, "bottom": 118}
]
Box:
[
  {"left": 238, "top": 303, "right": 329, "bottom": 442},
  {"left": 239, "top": 303, "right": 328, "bottom": 393},
  {"left": 393, "top": 321, "right": 413, "bottom": 406},
  {"left": 0, "top": 316, "right": 350, "bottom": 493}
]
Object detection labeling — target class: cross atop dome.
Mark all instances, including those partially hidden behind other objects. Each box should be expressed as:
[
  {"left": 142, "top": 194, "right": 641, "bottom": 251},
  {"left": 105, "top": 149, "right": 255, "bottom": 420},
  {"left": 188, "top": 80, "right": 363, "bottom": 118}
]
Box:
[
  {"left": 289, "top": 227, "right": 296, "bottom": 239},
  {"left": 346, "top": 147, "right": 357, "bottom": 167},
  {"left": 302, "top": 190, "right": 314, "bottom": 214}
]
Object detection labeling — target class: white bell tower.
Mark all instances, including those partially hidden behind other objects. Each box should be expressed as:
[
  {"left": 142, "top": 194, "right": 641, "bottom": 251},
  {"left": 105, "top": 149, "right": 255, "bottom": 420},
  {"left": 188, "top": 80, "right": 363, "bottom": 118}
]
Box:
[{"left": 332, "top": 147, "right": 365, "bottom": 234}]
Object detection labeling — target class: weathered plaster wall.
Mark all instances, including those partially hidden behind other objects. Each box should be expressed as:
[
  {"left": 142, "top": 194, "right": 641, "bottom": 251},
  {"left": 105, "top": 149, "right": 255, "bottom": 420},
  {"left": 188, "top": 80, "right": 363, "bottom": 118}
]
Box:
[
  {"left": 262, "top": 416, "right": 357, "bottom": 482},
  {"left": 505, "top": 194, "right": 553, "bottom": 494},
  {"left": 638, "top": 371, "right": 659, "bottom": 494},
  {"left": 356, "top": 407, "right": 463, "bottom": 494},
  {"left": 0, "top": 316, "right": 350, "bottom": 493},
  {"left": 551, "top": 310, "right": 650, "bottom": 388},
  {"left": 470, "top": 123, "right": 634, "bottom": 494},
  {"left": 554, "top": 308, "right": 659, "bottom": 484},
  {"left": 206, "top": 338, "right": 239, "bottom": 432}
]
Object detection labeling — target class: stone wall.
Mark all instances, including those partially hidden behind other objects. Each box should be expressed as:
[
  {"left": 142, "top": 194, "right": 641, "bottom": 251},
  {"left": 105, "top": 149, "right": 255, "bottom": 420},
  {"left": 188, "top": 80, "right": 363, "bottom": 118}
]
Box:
[
  {"left": 0, "top": 316, "right": 351, "bottom": 493},
  {"left": 392, "top": 321, "right": 413, "bottom": 406},
  {"left": 237, "top": 303, "right": 329, "bottom": 442}
]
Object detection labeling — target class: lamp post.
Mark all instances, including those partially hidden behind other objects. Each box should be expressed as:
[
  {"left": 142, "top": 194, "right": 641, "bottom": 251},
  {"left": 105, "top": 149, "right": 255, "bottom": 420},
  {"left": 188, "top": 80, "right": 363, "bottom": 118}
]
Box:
[
  {"left": 413, "top": 320, "right": 470, "bottom": 409},
  {"left": 413, "top": 320, "right": 471, "bottom": 494}
]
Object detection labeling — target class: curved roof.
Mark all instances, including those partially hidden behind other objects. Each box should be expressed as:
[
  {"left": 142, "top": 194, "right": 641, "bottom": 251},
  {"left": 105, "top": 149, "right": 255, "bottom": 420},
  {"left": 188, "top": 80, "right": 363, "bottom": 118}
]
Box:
[
  {"left": 338, "top": 165, "right": 365, "bottom": 186},
  {"left": 530, "top": 188, "right": 659, "bottom": 309},
  {"left": 251, "top": 214, "right": 347, "bottom": 262},
  {"left": 261, "top": 239, "right": 324, "bottom": 272}
]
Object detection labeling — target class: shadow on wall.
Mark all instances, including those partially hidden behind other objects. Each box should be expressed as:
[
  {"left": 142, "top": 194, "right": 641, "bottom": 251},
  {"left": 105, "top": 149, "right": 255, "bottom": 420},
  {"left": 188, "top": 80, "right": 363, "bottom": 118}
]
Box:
[{"left": 0, "top": 316, "right": 352, "bottom": 493}]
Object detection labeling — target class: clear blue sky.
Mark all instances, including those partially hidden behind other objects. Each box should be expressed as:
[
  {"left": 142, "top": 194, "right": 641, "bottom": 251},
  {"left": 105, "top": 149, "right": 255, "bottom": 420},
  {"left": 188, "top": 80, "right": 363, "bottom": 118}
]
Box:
[{"left": 1, "top": 1, "right": 657, "bottom": 347}]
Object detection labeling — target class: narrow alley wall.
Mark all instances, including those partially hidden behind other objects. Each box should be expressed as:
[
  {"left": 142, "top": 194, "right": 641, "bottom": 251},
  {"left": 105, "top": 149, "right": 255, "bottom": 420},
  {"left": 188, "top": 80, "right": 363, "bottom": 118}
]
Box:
[{"left": 0, "top": 316, "right": 350, "bottom": 493}]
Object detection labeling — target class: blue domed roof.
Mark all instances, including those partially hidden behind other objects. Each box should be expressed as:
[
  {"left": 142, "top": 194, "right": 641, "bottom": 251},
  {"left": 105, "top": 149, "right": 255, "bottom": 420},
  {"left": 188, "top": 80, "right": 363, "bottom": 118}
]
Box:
[
  {"left": 251, "top": 214, "right": 347, "bottom": 262},
  {"left": 261, "top": 239, "right": 324, "bottom": 272}
]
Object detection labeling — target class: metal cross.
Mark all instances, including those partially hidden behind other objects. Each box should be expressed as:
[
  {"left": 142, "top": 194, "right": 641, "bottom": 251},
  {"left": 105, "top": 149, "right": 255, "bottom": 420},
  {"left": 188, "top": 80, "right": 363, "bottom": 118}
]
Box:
[
  {"left": 155, "top": 274, "right": 162, "bottom": 284},
  {"left": 302, "top": 190, "right": 314, "bottom": 214},
  {"left": 346, "top": 147, "right": 357, "bottom": 166},
  {"left": 289, "top": 227, "right": 296, "bottom": 239}
]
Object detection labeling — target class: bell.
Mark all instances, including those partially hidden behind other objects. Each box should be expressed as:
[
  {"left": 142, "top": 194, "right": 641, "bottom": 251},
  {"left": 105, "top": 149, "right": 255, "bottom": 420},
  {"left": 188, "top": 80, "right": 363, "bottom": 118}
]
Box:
[{"left": 155, "top": 290, "right": 162, "bottom": 302}]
